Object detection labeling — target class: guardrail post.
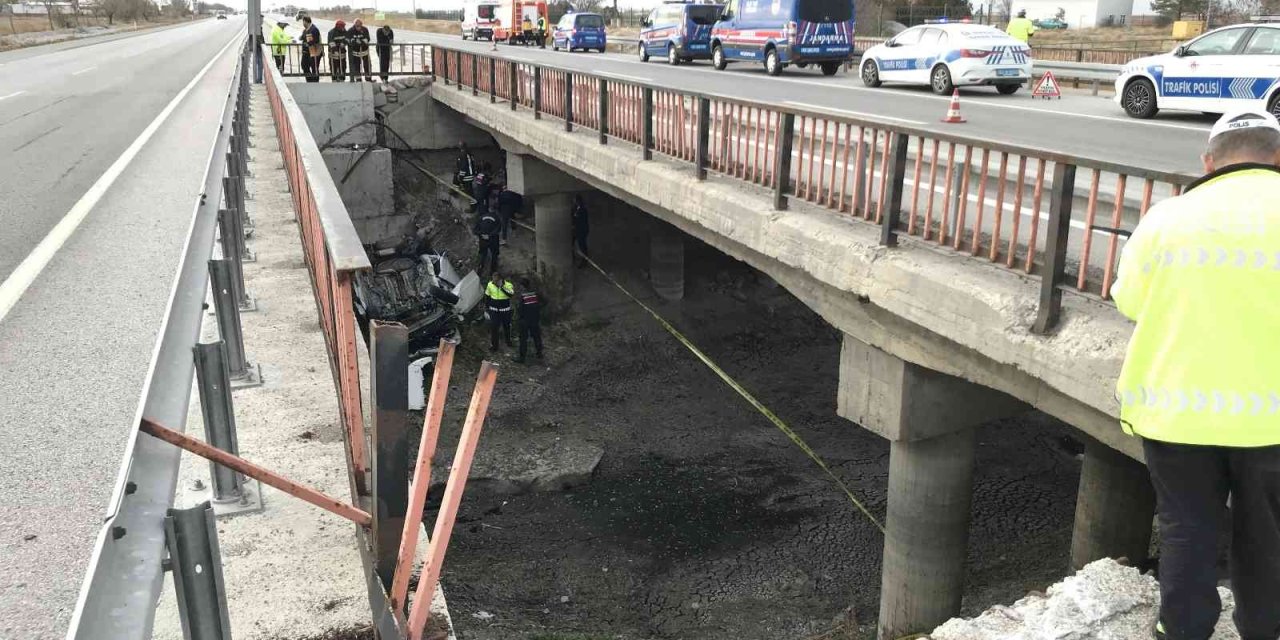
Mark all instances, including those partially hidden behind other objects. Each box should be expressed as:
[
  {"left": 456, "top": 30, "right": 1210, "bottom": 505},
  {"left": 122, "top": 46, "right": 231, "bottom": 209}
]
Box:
[
  {"left": 210, "top": 259, "right": 262, "bottom": 387},
  {"left": 1033, "top": 162, "right": 1077, "bottom": 334},
  {"left": 370, "top": 321, "right": 410, "bottom": 592},
  {"left": 472, "top": 54, "right": 479, "bottom": 96},
  {"left": 564, "top": 72, "right": 574, "bottom": 132},
  {"left": 642, "top": 87, "right": 654, "bottom": 161},
  {"left": 489, "top": 56, "right": 497, "bottom": 104},
  {"left": 773, "top": 112, "right": 796, "bottom": 210},
  {"left": 695, "top": 97, "right": 710, "bottom": 180},
  {"left": 598, "top": 78, "right": 608, "bottom": 144},
  {"left": 455, "top": 50, "right": 463, "bottom": 91},
  {"left": 440, "top": 47, "right": 448, "bottom": 85},
  {"left": 509, "top": 61, "right": 518, "bottom": 111},
  {"left": 880, "top": 132, "right": 910, "bottom": 247},
  {"left": 217, "top": 209, "right": 255, "bottom": 312},
  {"left": 165, "top": 502, "right": 232, "bottom": 640},
  {"left": 533, "top": 67, "right": 542, "bottom": 119},
  {"left": 193, "top": 341, "right": 246, "bottom": 502}
]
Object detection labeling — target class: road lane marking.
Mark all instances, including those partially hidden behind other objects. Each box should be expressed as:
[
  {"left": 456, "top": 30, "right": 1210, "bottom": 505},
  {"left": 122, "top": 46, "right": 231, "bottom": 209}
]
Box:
[
  {"left": 0, "top": 34, "right": 240, "bottom": 325},
  {"left": 0, "top": 91, "right": 25, "bottom": 101},
  {"left": 598, "top": 71, "right": 652, "bottom": 83},
  {"left": 785, "top": 101, "right": 925, "bottom": 125},
  {"left": 71, "top": 66, "right": 97, "bottom": 75}
]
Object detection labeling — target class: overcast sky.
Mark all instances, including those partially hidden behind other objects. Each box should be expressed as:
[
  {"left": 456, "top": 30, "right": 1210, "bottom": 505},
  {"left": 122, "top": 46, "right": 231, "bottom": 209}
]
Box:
[{"left": 251, "top": 0, "right": 663, "bottom": 12}]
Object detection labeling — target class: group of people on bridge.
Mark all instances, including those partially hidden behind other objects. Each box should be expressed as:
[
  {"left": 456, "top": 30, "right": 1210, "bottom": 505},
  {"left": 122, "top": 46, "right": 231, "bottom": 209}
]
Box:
[{"left": 270, "top": 16, "right": 397, "bottom": 83}]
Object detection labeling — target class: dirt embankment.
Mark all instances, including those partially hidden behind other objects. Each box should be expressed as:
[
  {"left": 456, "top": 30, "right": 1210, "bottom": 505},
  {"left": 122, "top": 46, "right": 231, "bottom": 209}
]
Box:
[{"left": 390, "top": 150, "right": 1088, "bottom": 640}]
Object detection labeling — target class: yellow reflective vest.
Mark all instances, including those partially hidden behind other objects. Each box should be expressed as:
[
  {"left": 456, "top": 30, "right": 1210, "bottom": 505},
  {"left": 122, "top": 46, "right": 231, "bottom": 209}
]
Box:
[
  {"left": 1112, "top": 165, "right": 1280, "bottom": 447},
  {"left": 271, "top": 25, "right": 290, "bottom": 55},
  {"left": 485, "top": 280, "right": 514, "bottom": 311},
  {"left": 1005, "top": 17, "right": 1036, "bottom": 43}
]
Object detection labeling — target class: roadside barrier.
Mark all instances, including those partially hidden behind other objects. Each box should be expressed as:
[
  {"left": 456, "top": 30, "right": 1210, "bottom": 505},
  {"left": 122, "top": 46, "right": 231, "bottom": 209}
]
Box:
[
  {"left": 432, "top": 44, "right": 1196, "bottom": 334},
  {"left": 271, "top": 42, "right": 431, "bottom": 78}
]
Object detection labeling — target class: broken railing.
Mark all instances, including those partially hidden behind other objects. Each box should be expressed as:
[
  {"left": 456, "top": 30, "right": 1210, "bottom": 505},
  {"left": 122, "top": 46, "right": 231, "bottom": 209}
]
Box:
[
  {"left": 271, "top": 42, "right": 431, "bottom": 78},
  {"left": 432, "top": 45, "right": 1197, "bottom": 332}
]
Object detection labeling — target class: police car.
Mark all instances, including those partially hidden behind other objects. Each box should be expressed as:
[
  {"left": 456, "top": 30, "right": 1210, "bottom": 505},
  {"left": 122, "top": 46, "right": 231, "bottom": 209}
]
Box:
[
  {"left": 860, "top": 22, "right": 1032, "bottom": 95},
  {"left": 1116, "top": 24, "right": 1280, "bottom": 119}
]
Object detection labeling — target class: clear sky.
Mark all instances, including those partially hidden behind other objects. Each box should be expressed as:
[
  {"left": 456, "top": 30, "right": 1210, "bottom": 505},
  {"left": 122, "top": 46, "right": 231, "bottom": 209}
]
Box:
[{"left": 252, "top": 0, "right": 665, "bottom": 12}]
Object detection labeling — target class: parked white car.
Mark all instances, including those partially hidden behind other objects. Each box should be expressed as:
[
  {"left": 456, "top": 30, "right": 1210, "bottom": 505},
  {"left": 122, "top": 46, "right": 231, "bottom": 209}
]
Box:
[
  {"left": 1116, "top": 24, "right": 1280, "bottom": 119},
  {"left": 860, "top": 23, "right": 1032, "bottom": 95}
]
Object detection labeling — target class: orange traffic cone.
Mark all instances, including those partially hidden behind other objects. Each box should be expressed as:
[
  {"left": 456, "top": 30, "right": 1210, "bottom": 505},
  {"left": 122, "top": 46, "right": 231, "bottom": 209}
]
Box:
[{"left": 941, "top": 89, "right": 966, "bottom": 124}]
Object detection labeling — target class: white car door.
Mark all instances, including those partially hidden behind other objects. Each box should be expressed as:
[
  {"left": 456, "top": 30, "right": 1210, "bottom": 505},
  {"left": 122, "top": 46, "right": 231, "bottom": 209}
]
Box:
[
  {"left": 1158, "top": 26, "right": 1251, "bottom": 113},
  {"left": 911, "top": 27, "right": 947, "bottom": 84},
  {"left": 877, "top": 27, "right": 925, "bottom": 82},
  {"left": 1234, "top": 27, "right": 1280, "bottom": 113}
]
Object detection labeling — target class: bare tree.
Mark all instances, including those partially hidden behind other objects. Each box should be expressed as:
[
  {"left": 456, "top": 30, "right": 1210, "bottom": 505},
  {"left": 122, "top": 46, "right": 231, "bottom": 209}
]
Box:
[{"left": 998, "top": 0, "right": 1012, "bottom": 22}]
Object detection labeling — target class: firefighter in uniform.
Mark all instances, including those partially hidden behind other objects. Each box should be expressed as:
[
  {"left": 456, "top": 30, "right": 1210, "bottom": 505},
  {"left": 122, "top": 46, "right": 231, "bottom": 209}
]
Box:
[
  {"left": 485, "top": 272, "right": 515, "bottom": 351},
  {"left": 348, "top": 19, "right": 373, "bottom": 82},
  {"left": 300, "top": 16, "right": 322, "bottom": 82},
  {"left": 1111, "top": 109, "right": 1280, "bottom": 640},
  {"left": 514, "top": 278, "right": 544, "bottom": 363},
  {"left": 327, "top": 20, "right": 348, "bottom": 82}
]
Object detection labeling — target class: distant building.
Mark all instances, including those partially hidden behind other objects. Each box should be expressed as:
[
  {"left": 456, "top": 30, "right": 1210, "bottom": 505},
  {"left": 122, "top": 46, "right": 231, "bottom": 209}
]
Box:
[
  {"left": 1016, "top": 0, "right": 1135, "bottom": 27},
  {"left": 1, "top": 2, "right": 85, "bottom": 15}
]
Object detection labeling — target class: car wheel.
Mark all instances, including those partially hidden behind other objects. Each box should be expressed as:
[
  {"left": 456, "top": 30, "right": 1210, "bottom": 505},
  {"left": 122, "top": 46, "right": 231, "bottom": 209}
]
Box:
[
  {"left": 820, "top": 61, "right": 840, "bottom": 76},
  {"left": 996, "top": 84, "right": 1019, "bottom": 95},
  {"left": 930, "top": 64, "right": 954, "bottom": 95},
  {"left": 1268, "top": 92, "right": 1280, "bottom": 120},
  {"left": 861, "top": 59, "right": 881, "bottom": 87},
  {"left": 553, "top": 41, "right": 559, "bottom": 51},
  {"left": 765, "top": 48, "right": 782, "bottom": 76},
  {"left": 461, "top": 30, "right": 469, "bottom": 40},
  {"left": 668, "top": 44, "right": 680, "bottom": 65},
  {"left": 712, "top": 44, "right": 727, "bottom": 70},
  {"left": 1122, "top": 78, "right": 1159, "bottom": 119},
  {"left": 639, "top": 41, "right": 649, "bottom": 61}
]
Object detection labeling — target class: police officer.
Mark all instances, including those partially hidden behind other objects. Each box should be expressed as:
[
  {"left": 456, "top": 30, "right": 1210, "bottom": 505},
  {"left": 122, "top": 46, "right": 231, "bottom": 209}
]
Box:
[
  {"left": 474, "top": 204, "right": 501, "bottom": 275},
  {"left": 327, "top": 20, "right": 348, "bottom": 82},
  {"left": 514, "top": 277, "right": 544, "bottom": 363},
  {"left": 1005, "top": 9, "right": 1036, "bottom": 44},
  {"left": 1111, "top": 109, "right": 1280, "bottom": 640},
  {"left": 270, "top": 20, "right": 291, "bottom": 73},
  {"left": 485, "top": 272, "right": 515, "bottom": 351},
  {"left": 536, "top": 14, "right": 547, "bottom": 48},
  {"left": 348, "top": 18, "right": 373, "bottom": 82}
]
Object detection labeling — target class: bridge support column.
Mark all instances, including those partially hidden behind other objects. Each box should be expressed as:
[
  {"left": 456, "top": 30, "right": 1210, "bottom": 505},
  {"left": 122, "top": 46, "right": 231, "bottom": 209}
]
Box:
[
  {"left": 536, "top": 192, "right": 575, "bottom": 304},
  {"left": 650, "top": 222, "right": 684, "bottom": 301},
  {"left": 1070, "top": 438, "right": 1155, "bottom": 571},
  {"left": 837, "top": 336, "right": 1027, "bottom": 640}
]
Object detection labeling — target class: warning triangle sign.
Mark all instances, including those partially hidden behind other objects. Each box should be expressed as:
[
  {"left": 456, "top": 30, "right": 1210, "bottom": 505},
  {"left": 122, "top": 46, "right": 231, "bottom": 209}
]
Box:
[{"left": 1032, "top": 71, "right": 1062, "bottom": 99}]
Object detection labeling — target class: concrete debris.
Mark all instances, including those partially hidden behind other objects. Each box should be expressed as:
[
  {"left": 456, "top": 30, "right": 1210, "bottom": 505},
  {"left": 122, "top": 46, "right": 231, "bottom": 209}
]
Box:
[
  {"left": 471, "top": 611, "right": 495, "bottom": 621},
  {"left": 928, "top": 559, "right": 1240, "bottom": 640}
]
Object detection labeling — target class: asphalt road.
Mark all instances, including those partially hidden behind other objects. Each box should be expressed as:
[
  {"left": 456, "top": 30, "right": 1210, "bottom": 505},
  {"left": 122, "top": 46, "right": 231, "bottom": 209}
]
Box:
[
  {"left": 0, "top": 18, "right": 244, "bottom": 638},
  {"left": 278, "top": 16, "right": 1212, "bottom": 176}
]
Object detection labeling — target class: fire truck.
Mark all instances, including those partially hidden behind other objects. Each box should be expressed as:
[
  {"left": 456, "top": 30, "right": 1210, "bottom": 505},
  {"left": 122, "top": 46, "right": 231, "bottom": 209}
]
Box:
[{"left": 491, "top": 0, "right": 549, "bottom": 45}]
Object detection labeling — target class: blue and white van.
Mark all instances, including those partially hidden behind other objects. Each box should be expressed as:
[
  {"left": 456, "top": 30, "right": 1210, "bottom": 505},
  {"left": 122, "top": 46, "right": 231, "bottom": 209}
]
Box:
[
  {"left": 552, "top": 12, "right": 608, "bottom": 52},
  {"left": 710, "top": 0, "right": 855, "bottom": 75},
  {"left": 639, "top": 1, "right": 725, "bottom": 65}
]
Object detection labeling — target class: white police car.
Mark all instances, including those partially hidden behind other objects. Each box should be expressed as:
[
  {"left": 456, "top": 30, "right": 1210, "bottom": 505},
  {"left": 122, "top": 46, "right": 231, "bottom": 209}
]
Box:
[
  {"left": 860, "top": 23, "right": 1032, "bottom": 95},
  {"left": 1116, "top": 24, "right": 1280, "bottom": 119}
]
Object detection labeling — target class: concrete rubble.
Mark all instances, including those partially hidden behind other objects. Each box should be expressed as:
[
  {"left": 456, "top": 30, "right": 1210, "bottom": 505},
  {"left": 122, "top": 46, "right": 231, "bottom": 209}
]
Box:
[{"left": 928, "top": 559, "right": 1240, "bottom": 640}]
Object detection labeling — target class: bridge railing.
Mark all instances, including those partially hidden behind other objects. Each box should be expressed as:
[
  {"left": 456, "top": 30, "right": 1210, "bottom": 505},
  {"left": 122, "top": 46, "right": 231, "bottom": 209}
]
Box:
[
  {"left": 432, "top": 45, "right": 1196, "bottom": 333},
  {"left": 269, "top": 42, "right": 430, "bottom": 78}
]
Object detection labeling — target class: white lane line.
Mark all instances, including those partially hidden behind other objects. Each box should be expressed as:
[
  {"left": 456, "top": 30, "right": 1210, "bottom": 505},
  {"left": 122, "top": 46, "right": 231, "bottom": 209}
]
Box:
[
  {"left": 599, "top": 71, "right": 652, "bottom": 83},
  {"left": 0, "top": 91, "right": 25, "bottom": 101},
  {"left": 71, "top": 66, "right": 97, "bottom": 76},
  {"left": 0, "top": 34, "right": 240, "bottom": 325},
  {"left": 785, "top": 101, "right": 925, "bottom": 125}
]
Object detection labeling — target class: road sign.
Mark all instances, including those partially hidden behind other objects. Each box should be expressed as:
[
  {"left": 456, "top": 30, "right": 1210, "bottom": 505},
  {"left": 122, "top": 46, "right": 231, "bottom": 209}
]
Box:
[{"left": 1032, "top": 71, "right": 1062, "bottom": 100}]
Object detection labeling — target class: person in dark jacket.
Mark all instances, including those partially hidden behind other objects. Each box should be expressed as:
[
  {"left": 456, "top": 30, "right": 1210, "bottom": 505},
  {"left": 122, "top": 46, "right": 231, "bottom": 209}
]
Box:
[
  {"left": 375, "top": 23, "right": 394, "bottom": 81},
  {"left": 327, "top": 20, "right": 348, "bottom": 82},
  {"left": 514, "top": 278, "right": 544, "bottom": 363},
  {"left": 474, "top": 206, "right": 501, "bottom": 275},
  {"left": 455, "top": 143, "right": 476, "bottom": 193},
  {"left": 571, "top": 194, "right": 590, "bottom": 267},
  {"left": 496, "top": 184, "right": 522, "bottom": 245},
  {"left": 300, "top": 16, "right": 322, "bottom": 82},
  {"left": 347, "top": 19, "right": 373, "bottom": 82},
  {"left": 485, "top": 272, "right": 515, "bottom": 351},
  {"left": 472, "top": 162, "right": 494, "bottom": 207}
]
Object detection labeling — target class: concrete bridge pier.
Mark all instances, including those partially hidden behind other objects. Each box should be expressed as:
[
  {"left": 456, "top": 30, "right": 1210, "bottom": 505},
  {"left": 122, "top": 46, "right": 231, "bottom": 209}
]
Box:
[
  {"left": 1070, "top": 438, "right": 1155, "bottom": 571},
  {"left": 837, "top": 336, "right": 1027, "bottom": 640},
  {"left": 505, "top": 154, "right": 590, "bottom": 304},
  {"left": 649, "top": 221, "right": 684, "bottom": 302}
]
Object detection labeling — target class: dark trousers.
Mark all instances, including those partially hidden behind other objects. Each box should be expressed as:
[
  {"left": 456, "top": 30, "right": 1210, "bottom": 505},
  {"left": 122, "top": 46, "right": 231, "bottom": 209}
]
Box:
[
  {"left": 377, "top": 46, "right": 391, "bottom": 80},
  {"left": 478, "top": 238, "right": 499, "bottom": 274},
  {"left": 489, "top": 309, "right": 512, "bottom": 348},
  {"left": 518, "top": 323, "right": 543, "bottom": 359},
  {"left": 330, "top": 56, "right": 346, "bottom": 81},
  {"left": 574, "top": 232, "right": 589, "bottom": 265},
  {"left": 1144, "top": 438, "right": 1280, "bottom": 640},
  {"left": 302, "top": 54, "right": 321, "bottom": 82},
  {"left": 349, "top": 53, "right": 371, "bottom": 80},
  {"left": 273, "top": 54, "right": 285, "bottom": 72}
]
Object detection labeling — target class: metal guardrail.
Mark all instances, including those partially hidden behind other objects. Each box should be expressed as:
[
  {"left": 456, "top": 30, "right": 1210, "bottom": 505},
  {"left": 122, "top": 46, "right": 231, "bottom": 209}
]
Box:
[
  {"left": 270, "top": 42, "right": 431, "bottom": 80},
  {"left": 66, "top": 37, "right": 251, "bottom": 640},
  {"left": 432, "top": 45, "right": 1197, "bottom": 333}
]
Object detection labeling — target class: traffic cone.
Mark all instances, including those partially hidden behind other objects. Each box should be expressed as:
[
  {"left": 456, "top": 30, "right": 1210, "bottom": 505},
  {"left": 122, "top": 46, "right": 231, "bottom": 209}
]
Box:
[{"left": 941, "top": 89, "right": 966, "bottom": 124}]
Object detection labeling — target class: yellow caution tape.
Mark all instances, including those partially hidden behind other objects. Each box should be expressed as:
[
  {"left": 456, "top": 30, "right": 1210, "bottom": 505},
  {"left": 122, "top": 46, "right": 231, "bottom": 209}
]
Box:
[{"left": 577, "top": 252, "right": 886, "bottom": 535}]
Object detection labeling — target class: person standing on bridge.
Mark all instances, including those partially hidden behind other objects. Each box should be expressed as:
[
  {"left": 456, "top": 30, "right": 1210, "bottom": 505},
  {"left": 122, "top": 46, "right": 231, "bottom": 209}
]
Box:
[
  {"left": 348, "top": 19, "right": 373, "bottom": 82},
  {"left": 327, "top": 20, "right": 348, "bottom": 82},
  {"left": 1005, "top": 10, "right": 1036, "bottom": 44},
  {"left": 300, "top": 16, "right": 322, "bottom": 82},
  {"left": 1111, "top": 109, "right": 1280, "bottom": 640},
  {"left": 536, "top": 15, "right": 547, "bottom": 48},
  {"left": 270, "top": 20, "right": 291, "bottom": 73},
  {"left": 485, "top": 271, "right": 516, "bottom": 352},
  {"left": 376, "top": 22, "right": 395, "bottom": 81}
]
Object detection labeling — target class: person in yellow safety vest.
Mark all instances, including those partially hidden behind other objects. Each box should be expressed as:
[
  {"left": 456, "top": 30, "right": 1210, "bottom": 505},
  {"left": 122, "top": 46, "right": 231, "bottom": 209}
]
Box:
[
  {"left": 1111, "top": 109, "right": 1280, "bottom": 640},
  {"left": 485, "top": 272, "right": 515, "bottom": 351},
  {"left": 1005, "top": 10, "right": 1036, "bottom": 43},
  {"left": 521, "top": 15, "right": 534, "bottom": 44},
  {"left": 536, "top": 15, "right": 547, "bottom": 48},
  {"left": 270, "top": 20, "right": 291, "bottom": 73}
]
